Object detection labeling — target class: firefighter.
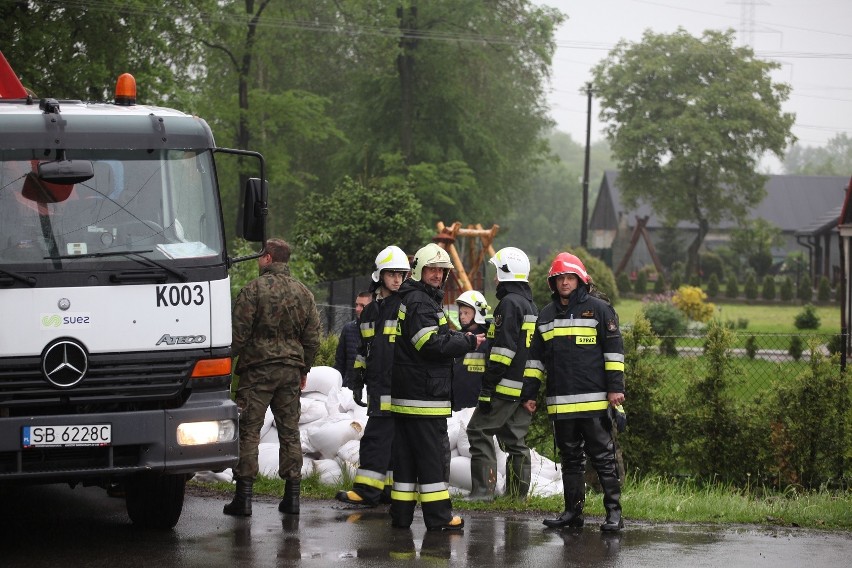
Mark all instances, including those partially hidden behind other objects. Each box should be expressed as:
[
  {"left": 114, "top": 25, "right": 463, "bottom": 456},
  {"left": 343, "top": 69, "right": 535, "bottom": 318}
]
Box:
[
  {"left": 452, "top": 290, "right": 491, "bottom": 411},
  {"left": 336, "top": 245, "right": 410, "bottom": 507},
  {"left": 523, "top": 252, "right": 626, "bottom": 531},
  {"left": 466, "top": 247, "right": 538, "bottom": 501},
  {"left": 390, "top": 243, "right": 485, "bottom": 531}
]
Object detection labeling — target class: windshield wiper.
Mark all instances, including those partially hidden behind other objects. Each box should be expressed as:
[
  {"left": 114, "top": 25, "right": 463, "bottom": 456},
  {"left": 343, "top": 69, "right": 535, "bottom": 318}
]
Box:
[
  {"left": 0, "top": 267, "right": 37, "bottom": 287},
  {"left": 46, "top": 249, "right": 188, "bottom": 282}
]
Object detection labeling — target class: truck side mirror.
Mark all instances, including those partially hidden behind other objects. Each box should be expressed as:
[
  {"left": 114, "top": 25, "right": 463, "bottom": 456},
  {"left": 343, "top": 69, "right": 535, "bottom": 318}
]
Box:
[{"left": 236, "top": 177, "right": 267, "bottom": 243}]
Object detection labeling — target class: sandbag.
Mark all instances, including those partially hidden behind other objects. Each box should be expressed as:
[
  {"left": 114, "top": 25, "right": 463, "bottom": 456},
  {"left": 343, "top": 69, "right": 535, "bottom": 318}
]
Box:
[
  {"left": 312, "top": 458, "right": 344, "bottom": 485},
  {"left": 309, "top": 417, "right": 363, "bottom": 459},
  {"left": 259, "top": 407, "right": 275, "bottom": 439},
  {"left": 449, "top": 455, "right": 472, "bottom": 491},
  {"left": 301, "top": 456, "right": 315, "bottom": 478},
  {"left": 337, "top": 439, "right": 361, "bottom": 465},
  {"left": 300, "top": 396, "right": 329, "bottom": 425},
  {"left": 193, "top": 469, "right": 233, "bottom": 484},
  {"left": 304, "top": 366, "right": 342, "bottom": 395},
  {"left": 257, "top": 442, "right": 281, "bottom": 477}
]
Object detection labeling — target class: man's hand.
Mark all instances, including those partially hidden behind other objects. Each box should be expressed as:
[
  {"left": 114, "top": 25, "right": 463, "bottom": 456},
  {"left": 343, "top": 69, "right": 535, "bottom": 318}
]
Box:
[
  {"left": 300, "top": 374, "right": 307, "bottom": 391},
  {"left": 352, "top": 386, "right": 367, "bottom": 407},
  {"left": 474, "top": 333, "right": 486, "bottom": 349},
  {"left": 521, "top": 399, "right": 536, "bottom": 414}
]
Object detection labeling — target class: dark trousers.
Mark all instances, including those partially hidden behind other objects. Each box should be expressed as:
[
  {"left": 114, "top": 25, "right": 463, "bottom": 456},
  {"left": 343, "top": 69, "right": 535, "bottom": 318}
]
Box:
[
  {"left": 390, "top": 416, "right": 452, "bottom": 529},
  {"left": 553, "top": 415, "right": 619, "bottom": 479},
  {"left": 352, "top": 414, "right": 394, "bottom": 504}
]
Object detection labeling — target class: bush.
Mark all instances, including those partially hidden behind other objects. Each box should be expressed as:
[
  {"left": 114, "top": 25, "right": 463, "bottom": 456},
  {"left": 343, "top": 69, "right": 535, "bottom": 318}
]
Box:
[
  {"left": 827, "top": 334, "right": 843, "bottom": 356},
  {"left": 706, "top": 273, "right": 720, "bottom": 298},
  {"left": 817, "top": 276, "right": 832, "bottom": 302},
  {"left": 761, "top": 275, "right": 776, "bottom": 300},
  {"left": 788, "top": 335, "right": 804, "bottom": 361},
  {"left": 725, "top": 275, "right": 739, "bottom": 299},
  {"left": 670, "top": 271, "right": 683, "bottom": 292},
  {"left": 794, "top": 304, "right": 821, "bottom": 330},
  {"left": 797, "top": 273, "right": 812, "bottom": 302},
  {"left": 744, "top": 335, "right": 758, "bottom": 359},
  {"left": 689, "top": 273, "right": 701, "bottom": 287},
  {"left": 780, "top": 276, "right": 794, "bottom": 301},
  {"left": 744, "top": 274, "right": 758, "bottom": 300},
  {"left": 653, "top": 274, "right": 667, "bottom": 294},
  {"left": 642, "top": 302, "right": 687, "bottom": 356},
  {"left": 633, "top": 270, "right": 647, "bottom": 294},
  {"left": 700, "top": 252, "right": 725, "bottom": 281},
  {"left": 672, "top": 285, "right": 715, "bottom": 322},
  {"left": 529, "top": 247, "right": 619, "bottom": 308},
  {"left": 616, "top": 272, "right": 632, "bottom": 294}
]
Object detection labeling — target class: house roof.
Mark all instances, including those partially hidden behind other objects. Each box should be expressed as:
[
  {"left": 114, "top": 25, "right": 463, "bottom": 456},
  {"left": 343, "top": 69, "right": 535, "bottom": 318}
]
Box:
[{"left": 591, "top": 170, "right": 849, "bottom": 234}]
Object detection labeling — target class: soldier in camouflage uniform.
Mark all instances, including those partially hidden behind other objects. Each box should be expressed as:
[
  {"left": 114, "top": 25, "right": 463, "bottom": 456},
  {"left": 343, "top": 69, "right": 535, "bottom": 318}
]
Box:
[{"left": 224, "top": 238, "right": 322, "bottom": 517}]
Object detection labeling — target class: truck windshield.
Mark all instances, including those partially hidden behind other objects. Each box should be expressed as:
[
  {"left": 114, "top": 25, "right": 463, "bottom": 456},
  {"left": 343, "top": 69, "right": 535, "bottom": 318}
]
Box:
[{"left": 0, "top": 149, "right": 223, "bottom": 267}]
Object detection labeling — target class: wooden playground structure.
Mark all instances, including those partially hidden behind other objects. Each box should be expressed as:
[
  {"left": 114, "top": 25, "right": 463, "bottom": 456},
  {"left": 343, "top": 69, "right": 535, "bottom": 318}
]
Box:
[{"left": 432, "top": 221, "right": 499, "bottom": 303}]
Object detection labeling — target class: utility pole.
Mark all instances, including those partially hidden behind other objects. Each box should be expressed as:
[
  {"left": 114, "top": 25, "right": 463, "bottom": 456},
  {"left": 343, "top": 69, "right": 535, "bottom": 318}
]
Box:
[
  {"left": 397, "top": 4, "right": 418, "bottom": 165},
  {"left": 580, "top": 82, "right": 593, "bottom": 249}
]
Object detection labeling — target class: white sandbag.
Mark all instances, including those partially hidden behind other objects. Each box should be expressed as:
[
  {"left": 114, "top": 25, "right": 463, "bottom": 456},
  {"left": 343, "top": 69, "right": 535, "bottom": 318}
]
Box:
[
  {"left": 337, "top": 438, "right": 361, "bottom": 465},
  {"left": 257, "top": 442, "right": 281, "bottom": 477},
  {"left": 496, "top": 446, "right": 507, "bottom": 477},
  {"left": 455, "top": 424, "right": 471, "bottom": 458},
  {"left": 258, "top": 407, "right": 275, "bottom": 440},
  {"left": 449, "top": 455, "right": 472, "bottom": 491},
  {"left": 530, "top": 470, "right": 563, "bottom": 498},
  {"left": 446, "top": 415, "right": 462, "bottom": 451},
  {"left": 304, "top": 366, "right": 342, "bottom": 395},
  {"left": 302, "top": 391, "right": 327, "bottom": 402},
  {"left": 325, "top": 386, "right": 354, "bottom": 415},
  {"left": 301, "top": 456, "right": 315, "bottom": 478},
  {"left": 193, "top": 469, "right": 233, "bottom": 484},
  {"left": 453, "top": 407, "right": 476, "bottom": 429},
  {"left": 300, "top": 396, "right": 329, "bottom": 425},
  {"left": 309, "top": 417, "right": 364, "bottom": 459},
  {"left": 530, "top": 449, "right": 560, "bottom": 481},
  {"left": 259, "top": 424, "right": 280, "bottom": 445},
  {"left": 350, "top": 404, "right": 368, "bottom": 427},
  {"left": 339, "top": 459, "right": 357, "bottom": 481},
  {"left": 312, "top": 458, "right": 344, "bottom": 485},
  {"left": 496, "top": 472, "right": 506, "bottom": 495},
  {"left": 451, "top": 448, "right": 460, "bottom": 459},
  {"left": 300, "top": 428, "right": 318, "bottom": 456}
]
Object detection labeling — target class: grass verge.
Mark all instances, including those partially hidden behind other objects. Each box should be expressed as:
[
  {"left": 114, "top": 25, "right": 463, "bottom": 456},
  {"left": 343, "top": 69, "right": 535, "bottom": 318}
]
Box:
[{"left": 193, "top": 471, "right": 852, "bottom": 530}]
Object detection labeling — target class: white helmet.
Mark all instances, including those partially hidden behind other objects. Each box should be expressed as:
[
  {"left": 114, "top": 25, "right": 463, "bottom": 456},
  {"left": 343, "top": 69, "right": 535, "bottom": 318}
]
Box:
[
  {"left": 371, "top": 245, "right": 410, "bottom": 282},
  {"left": 489, "top": 247, "right": 530, "bottom": 282},
  {"left": 456, "top": 290, "right": 489, "bottom": 325},
  {"left": 411, "top": 243, "right": 454, "bottom": 281}
]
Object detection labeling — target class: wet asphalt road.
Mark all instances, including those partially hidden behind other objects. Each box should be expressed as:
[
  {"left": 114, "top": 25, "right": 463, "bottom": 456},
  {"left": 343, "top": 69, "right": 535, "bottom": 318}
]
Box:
[{"left": 1, "top": 484, "right": 850, "bottom": 567}]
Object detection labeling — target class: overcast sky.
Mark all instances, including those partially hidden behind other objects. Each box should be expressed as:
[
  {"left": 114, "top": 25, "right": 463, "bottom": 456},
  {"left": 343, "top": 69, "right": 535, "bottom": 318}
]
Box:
[{"left": 541, "top": 0, "right": 852, "bottom": 159}]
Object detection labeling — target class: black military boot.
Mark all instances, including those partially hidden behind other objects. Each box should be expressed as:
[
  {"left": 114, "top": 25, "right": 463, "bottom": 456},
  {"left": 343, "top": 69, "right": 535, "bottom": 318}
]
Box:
[
  {"left": 543, "top": 473, "right": 584, "bottom": 528},
  {"left": 599, "top": 474, "right": 624, "bottom": 532},
  {"left": 223, "top": 477, "right": 253, "bottom": 516},
  {"left": 279, "top": 478, "right": 300, "bottom": 515}
]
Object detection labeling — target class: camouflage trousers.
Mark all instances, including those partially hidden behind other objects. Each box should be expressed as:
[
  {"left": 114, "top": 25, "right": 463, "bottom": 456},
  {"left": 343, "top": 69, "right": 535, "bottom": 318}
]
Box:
[{"left": 233, "top": 364, "right": 302, "bottom": 482}]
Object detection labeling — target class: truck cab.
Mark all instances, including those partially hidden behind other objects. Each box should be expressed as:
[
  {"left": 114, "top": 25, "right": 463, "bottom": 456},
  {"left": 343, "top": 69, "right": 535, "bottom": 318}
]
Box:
[{"left": 0, "top": 53, "right": 267, "bottom": 528}]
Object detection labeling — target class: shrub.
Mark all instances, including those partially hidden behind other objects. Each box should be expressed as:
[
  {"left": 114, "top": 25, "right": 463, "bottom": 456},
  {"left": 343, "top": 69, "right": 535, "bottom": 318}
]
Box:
[
  {"left": 633, "top": 270, "right": 647, "bottom": 294},
  {"left": 780, "top": 276, "right": 793, "bottom": 301},
  {"left": 797, "top": 273, "right": 812, "bottom": 302},
  {"left": 616, "top": 272, "right": 632, "bottom": 294},
  {"left": 761, "top": 275, "right": 776, "bottom": 300},
  {"left": 653, "top": 274, "right": 666, "bottom": 294},
  {"left": 744, "top": 274, "right": 758, "bottom": 300},
  {"left": 725, "top": 275, "right": 739, "bottom": 299},
  {"left": 817, "top": 276, "right": 831, "bottom": 302},
  {"left": 642, "top": 302, "right": 687, "bottom": 356},
  {"left": 826, "top": 334, "right": 843, "bottom": 356},
  {"left": 744, "top": 335, "right": 758, "bottom": 359},
  {"left": 788, "top": 335, "right": 804, "bottom": 361},
  {"left": 689, "top": 273, "right": 701, "bottom": 287},
  {"left": 737, "top": 318, "right": 749, "bottom": 329},
  {"left": 672, "top": 285, "right": 715, "bottom": 322},
  {"left": 794, "top": 304, "right": 820, "bottom": 330},
  {"left": 700, "top": 252, "right": 725, "bottom": 281},
  {"left": 706, "top": 273, "right": 720, "bottom": 298},
  {"left": 670, "top": 271, "right": 683, "bottom": 292}
]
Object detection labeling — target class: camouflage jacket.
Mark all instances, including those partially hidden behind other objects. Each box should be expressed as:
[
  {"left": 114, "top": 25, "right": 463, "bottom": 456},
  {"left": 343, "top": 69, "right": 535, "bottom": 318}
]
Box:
[{"left": 231, "top": 262, "right": 322, "bottom": 374}]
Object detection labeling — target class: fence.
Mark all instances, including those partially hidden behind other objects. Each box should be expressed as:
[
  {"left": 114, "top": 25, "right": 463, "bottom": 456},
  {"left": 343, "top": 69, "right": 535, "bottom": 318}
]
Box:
[{"left": 315, "top": 275, "right": 373, "bottom": 334}]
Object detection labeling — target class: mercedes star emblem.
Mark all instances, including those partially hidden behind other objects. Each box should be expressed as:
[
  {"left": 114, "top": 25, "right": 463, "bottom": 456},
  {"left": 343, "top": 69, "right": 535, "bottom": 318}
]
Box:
[{"left": 42, "top": 340, "right": 88, "bottom": 388}]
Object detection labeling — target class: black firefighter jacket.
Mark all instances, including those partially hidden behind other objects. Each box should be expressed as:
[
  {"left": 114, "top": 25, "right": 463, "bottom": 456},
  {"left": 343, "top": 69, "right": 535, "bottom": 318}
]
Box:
[
  {"left": 391, "top": 279, "right": 476, "bottom": 418},
  {"left": 354, "top": 290, "right": 402, "bottom": 416}
]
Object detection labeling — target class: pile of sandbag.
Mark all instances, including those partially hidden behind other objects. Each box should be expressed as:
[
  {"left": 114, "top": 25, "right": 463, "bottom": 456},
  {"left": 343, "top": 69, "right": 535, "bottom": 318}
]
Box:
[{"left": 194, "top": 366, "right": 563, "bottom": 498}]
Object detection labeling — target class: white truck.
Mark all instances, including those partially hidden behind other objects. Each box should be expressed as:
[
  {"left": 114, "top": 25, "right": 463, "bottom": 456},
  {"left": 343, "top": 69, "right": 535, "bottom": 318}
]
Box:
[{"left": 0, "top": 52, "right": 267, "bottom": 528}]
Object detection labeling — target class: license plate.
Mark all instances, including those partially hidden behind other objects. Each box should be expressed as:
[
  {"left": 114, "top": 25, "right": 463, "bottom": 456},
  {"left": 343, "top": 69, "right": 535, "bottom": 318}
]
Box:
[{"left": 22, "top": 424, "right": 111, "bottom": 448}]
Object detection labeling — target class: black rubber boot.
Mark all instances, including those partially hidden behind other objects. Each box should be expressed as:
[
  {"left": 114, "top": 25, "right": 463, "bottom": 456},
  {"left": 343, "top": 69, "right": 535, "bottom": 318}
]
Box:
[
  {"left": 223, "top": 477, "right": 253, "bottom": 517},
  {"left": 543, "top": 473, "right": 584, "bottom": 528},
  {"left": 599, "top": 474, "right": 624, "bottom": 532},
  {"left": 279, "top": 479, "right": 300, "bottom": 515}
]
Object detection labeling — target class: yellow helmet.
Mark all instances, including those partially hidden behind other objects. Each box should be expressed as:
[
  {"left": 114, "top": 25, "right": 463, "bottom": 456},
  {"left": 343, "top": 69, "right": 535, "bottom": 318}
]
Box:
[{"left": 411, "top": 243, "right": 453, "bottom": 281}]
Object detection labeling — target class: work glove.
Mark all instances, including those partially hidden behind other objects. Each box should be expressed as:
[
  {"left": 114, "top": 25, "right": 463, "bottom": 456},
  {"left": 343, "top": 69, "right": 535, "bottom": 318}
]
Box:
[
  {"left": 352, "top": 386, "right": 367, "bottom": 408},
  {"left": 477, "top": 399, "right": 492, "bottom": 414}
]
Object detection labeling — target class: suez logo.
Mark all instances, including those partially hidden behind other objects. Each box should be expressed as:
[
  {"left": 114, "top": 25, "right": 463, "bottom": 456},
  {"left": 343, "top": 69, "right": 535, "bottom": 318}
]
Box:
[
  {"left": 156, "top": 284, "right": 205, "bottom": 307},
  {"left": 40, "top": 313, "right": 92, "bottom": 329}
]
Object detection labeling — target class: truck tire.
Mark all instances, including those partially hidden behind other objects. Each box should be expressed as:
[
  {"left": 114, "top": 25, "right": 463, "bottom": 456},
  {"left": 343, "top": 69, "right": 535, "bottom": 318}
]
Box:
[{"left": 125, "top": 473, "right": 186, "bottom": 529}]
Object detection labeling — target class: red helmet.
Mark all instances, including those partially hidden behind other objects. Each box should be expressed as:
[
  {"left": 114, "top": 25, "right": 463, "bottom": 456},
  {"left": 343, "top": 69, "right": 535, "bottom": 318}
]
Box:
[{"left": 548, "top": 252, "right": 589, "bottom": 291}]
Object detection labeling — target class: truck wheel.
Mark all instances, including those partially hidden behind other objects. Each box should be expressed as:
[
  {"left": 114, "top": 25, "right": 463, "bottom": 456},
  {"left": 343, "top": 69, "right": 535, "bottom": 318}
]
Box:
[{"left": 125, "top": 473, "right": 186, "bottom": 529}]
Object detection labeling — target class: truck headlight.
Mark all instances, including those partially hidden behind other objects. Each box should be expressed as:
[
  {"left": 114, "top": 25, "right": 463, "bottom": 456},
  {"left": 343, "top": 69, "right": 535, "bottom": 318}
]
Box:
[{"left": 176, "top": 420, "right": 236, "bottom": 446}]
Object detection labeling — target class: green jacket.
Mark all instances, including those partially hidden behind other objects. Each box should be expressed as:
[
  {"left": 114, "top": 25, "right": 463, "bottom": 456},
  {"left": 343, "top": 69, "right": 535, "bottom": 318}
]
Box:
[{"left": 231, "top": 262, "right": 322, "bottom": 374}]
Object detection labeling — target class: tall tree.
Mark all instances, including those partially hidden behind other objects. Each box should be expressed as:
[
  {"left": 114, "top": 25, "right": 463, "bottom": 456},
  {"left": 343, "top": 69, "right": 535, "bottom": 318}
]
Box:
[
  {"left": 592, "top": 29, "right": 795, "bottom": 277},
  {"left": 783, "top": 133, "right": 852, "bottom": 176}
]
